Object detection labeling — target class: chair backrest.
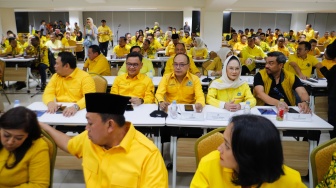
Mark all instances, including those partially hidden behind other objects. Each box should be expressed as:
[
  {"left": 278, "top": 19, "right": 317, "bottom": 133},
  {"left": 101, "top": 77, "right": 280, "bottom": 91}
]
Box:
[
  {"left": 89, "top": 73, "right": 108, "bottom": 92},
  {"left": 68, "top": 40, "right": 77, "bottom": 47},
  {"left": 0, "top": 60, "right": 5, "bottom": 84},
  {"left": 41, "top": 129, "right": 57, "bottom": 188},
  {"left": 194, "top": 127, "right": 225, "bottom": 166},
  {"left": 75, "top": 43, "right": 84, "bottom": 52},
  {"left": 311, "top": 137, "right": 336, "bottom": 187}
]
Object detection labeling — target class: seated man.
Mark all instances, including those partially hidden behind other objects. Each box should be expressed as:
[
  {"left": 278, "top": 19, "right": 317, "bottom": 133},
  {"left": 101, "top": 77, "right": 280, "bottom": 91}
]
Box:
[
  {"left": 284, "top": 41, "right": 322, "bottom": 79},
  {"left": 40, "top": 93, "right": 168, "bottom": 187},
  {"left": 233, "top": 35, "right": 247, "bottom": 52},
  {"left": 308, "top": 39, "right": 321, "bottom": 58},
  {"left": 83, "top": 45, "right": 111, "bottom": 76},
  {"left": 45, "top": 33, "right": 63, "bottom": 59},
  {"left": 164, "top": 43, "right": 201, "bottom": 77},
  {"left": 156, "top": 53, "right": 205, "bottom": 112},
  {"left": 254, "top": 51, "right": 310, "bottom": 113},
  {"left": 181, "top": 32, "right": 193, "bottom": 48},
  {"left": 147, "top": 33, "right": 164, "bottom": 51},
  {"left": 141, "top": 39, "right": 156, "bottom": 59},
  {"left": 113, "top": 36, "right": 130, "bottom": 58},
  {"left": 254, "top": 35, "right": 270, "bottom": 52},
  {"left": 118, "top": 46, "right": 155, "bottom": 77},
  {"left": 318, "top": 31, "right": 331, "bottom": 48},
  {"left": 165, "top": 34, "right": 180, "bottom": 57},
  {"left": 228, "top": 32, "right": 239, "bottom": 48},
  {"left": 0, "top": 37, "right": 23, "bottom": 57},
  {"left": 43, "top": 52, "right": 96, "bottom": 117},
  {"left": 270, "top": 36, "right": 290, "bottom": 57},
  {"left": 111, "top": 52, "right": 154, "bottom": 106},
  {"left": 240, "top": 36, "right": 266, "bottom": 75},
  {"left": 206, "top": 48, "right": 232, "bottom": 76}
]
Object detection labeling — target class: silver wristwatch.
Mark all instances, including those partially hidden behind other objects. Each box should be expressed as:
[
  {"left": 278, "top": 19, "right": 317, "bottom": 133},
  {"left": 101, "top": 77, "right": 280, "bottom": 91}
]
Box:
[{"left": 73, "top": 104, "right": 80, "bottom": 111}]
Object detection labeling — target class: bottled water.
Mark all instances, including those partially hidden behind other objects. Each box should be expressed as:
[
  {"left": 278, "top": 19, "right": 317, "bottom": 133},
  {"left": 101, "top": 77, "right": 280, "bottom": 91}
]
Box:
[
  {"left": 244, "top": 101, "right": 251, "bottom": 114},
  {"left": 13, "top": 100, "right": 20, "bottom": 108},
  {"left": 148, "top": 70, "right": 153, "bottom": 80},
  {"left": 276, "top": 99, "right": 286, "bottom": 121},
  {"left": 170, "top": 100, "right": 178, "bottom": 119}
]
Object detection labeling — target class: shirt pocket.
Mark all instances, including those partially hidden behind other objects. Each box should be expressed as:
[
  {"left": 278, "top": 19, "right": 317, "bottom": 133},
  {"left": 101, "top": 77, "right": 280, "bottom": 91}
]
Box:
[
  {"left": 82, "top": 158, "right": 99, "bottom": 182},
  {"left": 133, "top": 84, "right": 146, "bottom": 97},
  {"left": 110, "top": 172, "right": 139, "bottom": 188}
]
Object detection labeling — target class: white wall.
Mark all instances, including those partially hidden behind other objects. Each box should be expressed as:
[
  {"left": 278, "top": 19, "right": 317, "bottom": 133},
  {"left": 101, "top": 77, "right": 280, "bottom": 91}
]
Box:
[
  {"left": 183, "top": 10, "right": 192, "bottom": 34},
  {"left": 69, "top": 11, "right": 83, "bottom": 30},
  {"left": 201, "top": 9, "right": 223, "bottom": 52},
  {"left": 290, "top": 13, "right": 307, "bottom": 33},
  {"left": 0, "top": 8, "right": 17, "bottom": 36}
]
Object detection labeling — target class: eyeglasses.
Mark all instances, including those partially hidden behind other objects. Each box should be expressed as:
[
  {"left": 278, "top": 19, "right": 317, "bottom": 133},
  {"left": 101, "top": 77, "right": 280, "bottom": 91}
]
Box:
[
  {"left": 126, "top": 63, "right": 139, "bottom": 68},
  {"left": 173, "top": 63, "right": 189, "bottom": 68}
]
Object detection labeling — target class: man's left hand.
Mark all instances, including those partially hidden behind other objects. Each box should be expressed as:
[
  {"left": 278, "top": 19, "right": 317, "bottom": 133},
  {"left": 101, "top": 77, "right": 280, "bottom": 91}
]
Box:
[
  {"left": 195, "top": 103, "right": 203, "bottom": 113},
  {"left": 298, "top": 102, "right": 311, "bottom": 114},
  {"left": 195, "top": 72, "right": 201, "bottom": 78},
  {"left": 63, "top": 106, "right": 77, "bottom": 117},
  {"left": 130, "top": 97, "right": 143, "bottom": 106}
]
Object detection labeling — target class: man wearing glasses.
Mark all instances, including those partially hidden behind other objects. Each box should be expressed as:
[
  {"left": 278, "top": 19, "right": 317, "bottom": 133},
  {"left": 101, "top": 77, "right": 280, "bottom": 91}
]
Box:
[
  {"left": 253, "top": 51, "right": 310, "bottom": 113},
  {"left": 270, "top": 36, "right": 290, "bottom": 57},
  {"left": 156, "top": 53, "right": 205, "bottom": 112},
  {"left": 284, "top": 41, "right": 322, "bottom": 79},
  {"left": 110, "top": 52, "right": 154, "bottom": 106}
]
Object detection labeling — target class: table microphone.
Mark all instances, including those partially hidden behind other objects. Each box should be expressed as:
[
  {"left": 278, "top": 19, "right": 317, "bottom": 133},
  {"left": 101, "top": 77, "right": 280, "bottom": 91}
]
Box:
[
  {"left": 150, "top": 91, "right": 168, "bottom": 118},
  {"left": 202, "top": 68, "right": 212, "bottom": 82}
]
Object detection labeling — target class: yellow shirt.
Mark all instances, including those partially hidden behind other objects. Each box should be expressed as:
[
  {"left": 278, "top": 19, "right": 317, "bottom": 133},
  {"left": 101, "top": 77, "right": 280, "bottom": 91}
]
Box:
[
  {"left": 84, "top": 53, "right": 111, "bottom": 76},
  {"left": 308, "top": 47, "right": 321, "bottom": 56},
  {"left": 190, "top": 150, "right": 307, "bottom": 188},
  {"left": 228, "top": 39, "right": 239, "bottom": 48},
  {"left": 285, "top": 54, "right": 319, "bottom": 78},
  {"left": 189, "top": 47, "right": 208, "bottom": 59},
  {"left": 61, "top": 37, "right": 69, "bottom": 47},
  {"left": 42, "top": 68, "right": 96, "bottom": 109},
  {"left": 165, "top": 42, "right": 175, "bottom": 57},
  {"left": 207, "top": 81, "right": 256, "bottom": 108},
  {"left": 141, "top": 46, "right": 156, "bottom": 59},
  {"left": 156, "top": 72, "right": 205, "bottom": 105},
  {"left": 67, "top": 123, "right": 168, "bottom": 188},
  {"left": 233, "top": 42, "right": 247, "bottom": 51},
  {"left": 266, "top": 36, "right": 276, "bottom": 46},
  {"left": 241, "top": 45, "right": 266, "bottom": 64},
  {"left": 206, "top": 57, "right": 222, "bottom": 74},
  {"left": 97, "top": 25, "right": 112, "bottom": 43},
  {"left": 113, "top": 45, "right": 130, "bottom": 57},
  {"left": 150, "top": 39, "right": 163, "bottom": 50},
  {"left": 317, "top": 59, "right": 336, "bottom": 78},
  {"left": 164, "top": 55, "right": 200, "bottom": 75},
  {"left": 318, "top": 37, "right": 330, "bottom": 47},
  {"left": 1, "top": 45, "right": 23, "bottom": 55},
  {"left": 330, "top": 36, "right": 336, "bottom": 43},
  {"left": 181, "top": 36, "right": 193, "bottom": 46},
  {"left": 270, "top": 45, "right": 290, "bottom": 57},
  {"left": 0, "top": 138, "right": 50, "bottom": 188},
  {"left": 117, "top": 58, "right": 155, "bottom": 77},
  {"left": 259, "top": 41, "right": 270, "bottom": 52},
  {"left": 26, "top": 44, "right": 49, "bottom": 67},
  {"left": 303, "top": 29, "right": 315, "bottom": 41},
  {"left": 111, "top": 73, "right": 155, "bottom": 104}
]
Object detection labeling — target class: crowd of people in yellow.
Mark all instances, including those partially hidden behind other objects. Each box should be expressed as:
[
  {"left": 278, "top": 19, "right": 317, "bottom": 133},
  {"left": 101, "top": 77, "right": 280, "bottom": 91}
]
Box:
[{"left": 1, "top": 18, "right": 336, "bottom": 187}]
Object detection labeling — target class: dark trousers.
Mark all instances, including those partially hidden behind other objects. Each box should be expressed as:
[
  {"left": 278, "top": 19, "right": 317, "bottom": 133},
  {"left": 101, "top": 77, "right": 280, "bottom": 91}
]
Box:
[
  {"left": 99, "top": 41, "right": 109, "bottom": 57},
  {"left": 32, "top": 63, "right": 48, "bottom": 85}
]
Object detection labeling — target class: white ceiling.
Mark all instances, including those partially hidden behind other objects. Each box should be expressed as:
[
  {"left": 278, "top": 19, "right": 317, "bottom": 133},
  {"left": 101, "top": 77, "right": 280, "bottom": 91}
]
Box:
[{"left": 0, "top": 0, "right": 336, "bottom": 13}]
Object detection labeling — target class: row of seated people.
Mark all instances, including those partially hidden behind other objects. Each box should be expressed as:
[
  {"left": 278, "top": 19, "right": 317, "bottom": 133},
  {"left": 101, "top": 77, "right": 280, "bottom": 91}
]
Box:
[{"left": 2, "top": 49, "right": 331, "bottom": 187}]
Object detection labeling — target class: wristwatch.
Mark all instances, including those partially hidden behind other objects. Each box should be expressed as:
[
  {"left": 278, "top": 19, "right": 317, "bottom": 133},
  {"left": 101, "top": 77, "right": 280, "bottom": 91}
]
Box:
[
  {"left": 140, "top": 98, "right": 144, "bottom": 104},
  {"left": 73, "top": 104, "right": 80, "bottom": 111},
  {"left": 303, "top": 100, "right": 310, "bottom": 104}
]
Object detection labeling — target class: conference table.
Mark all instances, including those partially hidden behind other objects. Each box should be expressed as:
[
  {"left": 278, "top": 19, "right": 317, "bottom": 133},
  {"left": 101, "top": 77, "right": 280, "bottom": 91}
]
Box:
[
  {"left": 165, "top": 104, "right": 333, "bottom": 188},
  {"left": 301, "top": 79, "right": 328, "bottom": 112},
  {"left": 0, "top": 57, "right": 36, "bottom": 93},
  {"left": 26, "top": 102, "right": 165, "bottom": 151}
]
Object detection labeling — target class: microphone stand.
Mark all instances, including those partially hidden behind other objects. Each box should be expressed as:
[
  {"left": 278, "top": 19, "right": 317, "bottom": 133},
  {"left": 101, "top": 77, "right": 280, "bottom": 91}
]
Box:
[
  {"left": 202, "top": 68, "right": 212, "bottom": 82},
  {"left": 150, "top": 92, "right": 168, "bottom": 118},
  {"left": 116, "top": 24, "right": 120, "bottom": 43}
]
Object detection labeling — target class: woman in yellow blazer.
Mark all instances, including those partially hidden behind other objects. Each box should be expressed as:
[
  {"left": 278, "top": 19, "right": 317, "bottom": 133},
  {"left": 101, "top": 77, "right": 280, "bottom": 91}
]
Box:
[
  {"left": 206, "top": 55, "right": 256, "bottom": 111},
  {"left": 189, "top": 37, "right": 208, "bottom": 59},
  {"left": 0, "top": 107, "right": 50, "bottom": 187}
]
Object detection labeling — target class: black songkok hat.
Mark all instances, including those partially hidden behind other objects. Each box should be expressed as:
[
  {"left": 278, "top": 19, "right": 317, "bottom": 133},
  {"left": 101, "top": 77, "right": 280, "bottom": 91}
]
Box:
[
  {"left": 172, "top": 34, "right": 179, "bottom": 39},
  {"left": 85, "top": 93, "right": 130, "bottom": 115}
]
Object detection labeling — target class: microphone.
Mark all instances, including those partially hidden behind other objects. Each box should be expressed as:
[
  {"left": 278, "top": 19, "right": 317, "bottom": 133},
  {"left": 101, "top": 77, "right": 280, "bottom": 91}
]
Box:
[
  {"left": 202, "top": 68, "right": 212, "bottom": 82},
  {"left": 150, "top": 91, "right": 168, "bottom": 118}
]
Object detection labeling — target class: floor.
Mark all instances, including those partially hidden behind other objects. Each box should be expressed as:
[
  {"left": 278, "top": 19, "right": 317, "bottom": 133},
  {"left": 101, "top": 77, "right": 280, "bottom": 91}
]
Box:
[{"left": 0, "top": 61, "right": 330, "bottom": 187}]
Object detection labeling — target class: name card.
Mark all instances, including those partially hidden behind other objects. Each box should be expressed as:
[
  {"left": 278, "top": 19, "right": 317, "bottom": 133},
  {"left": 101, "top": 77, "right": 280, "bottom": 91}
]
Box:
[
  {"left": 286, "top": 113, "right": 312, "bottom": 122},
  {"left": 179, "top": 112, "right": 204, "bottom": 121},
  {"left": 206, "top": 112, "right": 231, "bottom": 121}
]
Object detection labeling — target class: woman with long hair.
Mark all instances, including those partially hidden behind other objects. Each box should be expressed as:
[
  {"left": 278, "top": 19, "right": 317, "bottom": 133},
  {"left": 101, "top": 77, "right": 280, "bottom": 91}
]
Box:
[
  {"left": 83, "top": 17, "right": 98, "bottom": 59},
  {"left": 0, "top": 107, "right": 50, "bottom": 187}
]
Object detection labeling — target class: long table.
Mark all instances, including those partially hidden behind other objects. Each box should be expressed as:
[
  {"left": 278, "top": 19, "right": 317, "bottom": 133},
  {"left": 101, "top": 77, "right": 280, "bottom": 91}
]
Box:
[
  {"left": 0, "top": 57, "right": 36, "bottom": 92},
  {"left": 301, "top": 79, "right": 328, "bottom": 112},
  {"left": 165, "top": 105, "right": 333, "bottom": 188},
  {"left": 26, "top": 102, "right": 165, "bottom": 151}
]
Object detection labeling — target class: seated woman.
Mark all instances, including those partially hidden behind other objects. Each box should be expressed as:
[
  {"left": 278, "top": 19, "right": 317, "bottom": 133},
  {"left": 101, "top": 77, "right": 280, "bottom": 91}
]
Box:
[
  {"left": 190, "top": 37, "right": 208, "bottom": 60},
  {"left": 206, "top": 47, "right": 232, "bottom": 76},
  {"left": 190, "top": 114, "right": 306, "bottom": 188},
  {"left": 0, "top": 107, "right": 50, "bottom": 187},
  {"left": 207, "top": 55, "right": 256, "bottom": 111}
]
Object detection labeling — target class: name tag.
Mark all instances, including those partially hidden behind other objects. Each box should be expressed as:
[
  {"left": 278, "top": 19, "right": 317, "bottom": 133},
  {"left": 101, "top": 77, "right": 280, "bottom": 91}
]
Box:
[
  {"left": 286, "top": 113, "right": 312, "bottom": 122},
  {"left": 206, "top": 112, "right": 230, "bottom": 121}
]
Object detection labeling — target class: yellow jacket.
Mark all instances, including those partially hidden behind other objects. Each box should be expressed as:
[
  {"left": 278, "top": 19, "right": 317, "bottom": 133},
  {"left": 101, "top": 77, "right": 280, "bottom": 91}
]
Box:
[
  {"left": 164, "top": 55, "right": 200, "bottom": 75},
  {"left": 110, "top": 73, "right": 155, "bottom": 104},
  {"left": 1, "top": 45, "right": 23, "bottom": 55},
  {"left": 233, "top": 42, "right": 247, "bottom": 51},
  {"left": 117, "top": 58, "right": 155, "bottom": 77},
  {"left": 97, "top": 25, "right": 112, "bottom": 43},
  {"left": 67, "top": 124, "right": 168, "bottom": 188},
  {"left": 156, "top": 72, "right": 205, "bottom": 105},
  {"left": 240, "top": 45, "right": 266, "bottom": 71},
  {"left": 43, "top": 68, "right": 96, "bottom": 109},
  {"left": 270, "top": 45, "right": 290, "bottom": 57},
  {"left": 26, "top": 44, "right": 49, "bottom": 67},
  {"left": 83, "top": 53, "right": 111, "bottom": 76},
  {"left": 206, "top": 57, "right": 222, "bottom": 75},
  {"left": 113, "top": 45, "right": 130, "bottom": 57},
  {"left": 0, "top": 138, "right": 50, "bottom": 188},
  {"left": 207, "top": 80, "right": 256, "bottom": 109},
  {"left": 255, "top": 69, "right": 296, "bottom": 106},
  {"left": 189, "top": 47, "right": 208, "bottom": 59}
]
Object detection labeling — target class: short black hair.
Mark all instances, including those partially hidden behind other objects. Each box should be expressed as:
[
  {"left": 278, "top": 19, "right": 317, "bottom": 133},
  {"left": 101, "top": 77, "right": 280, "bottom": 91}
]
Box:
[
  {"left": 299, "top": 41, "right": 311, "bottom": 51},
  {"left": 130, "top": 45, "right": 141, "bottom": 52},
  {"left": 119, "top": 36, "right": 126, "bottom": 42},
  {"left": 260, "top": 32, "right": 265, "bottom": 36},
  {"left": 229, "top": 114, "right": 284, "bottom": 186},
  {"left": 126, "top": 51, "right": 143, "bottom": 62},
  {"left": 8, "top": 37, "right": 16, "bottom": 43},
  {"left": 41, "top": 20, "right": 45, "bottom": 23},
  {"left": 174, "top": 53, "right": 190, "bottom": 64},
  {"left": 144, "top": 39, "right": 150, "bottom": 45},
  {"left": 58, "top": 52, "right": 77, "bottom": 69},
  {"left": 309, "top": 39, "right": 317, "bottom": 44},
  {"left": 99, "top": 113, "right": 125, "bottom": 127},
  {"left": 89, "top": 45, "right": 101, "bottom": 55},
  {"left": 267, "top": 51, "right": 287, "bottom": 64},
  {"left": 101, "top": 19, "right": 106, "bottom": 23}
]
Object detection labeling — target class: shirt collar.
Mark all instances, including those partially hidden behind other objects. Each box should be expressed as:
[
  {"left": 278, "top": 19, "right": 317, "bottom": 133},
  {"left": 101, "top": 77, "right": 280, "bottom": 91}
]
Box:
[{"left": 117, "top": 122, "right": 135, "bottom": 153}]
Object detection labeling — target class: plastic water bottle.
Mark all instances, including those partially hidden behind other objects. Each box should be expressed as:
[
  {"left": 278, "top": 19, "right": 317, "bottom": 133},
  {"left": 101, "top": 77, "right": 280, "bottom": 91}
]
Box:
[
  {"left": 276, "top": 99, "right": 285, "bottom": 121},
  {"left": 148, "top": 70, "right": 153, "bottom": 80},
  {"left": 154, "top": 52, "right": 158, "bottom": 59},
  {"left": 170, "top": 100, "right": 178, "bottom": 119},
  {"left": 244, "top": 101, "right": 251, "bottom": 114},
  {"left": 13, "top": 100, "right": 20, "bottom": 108}
]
